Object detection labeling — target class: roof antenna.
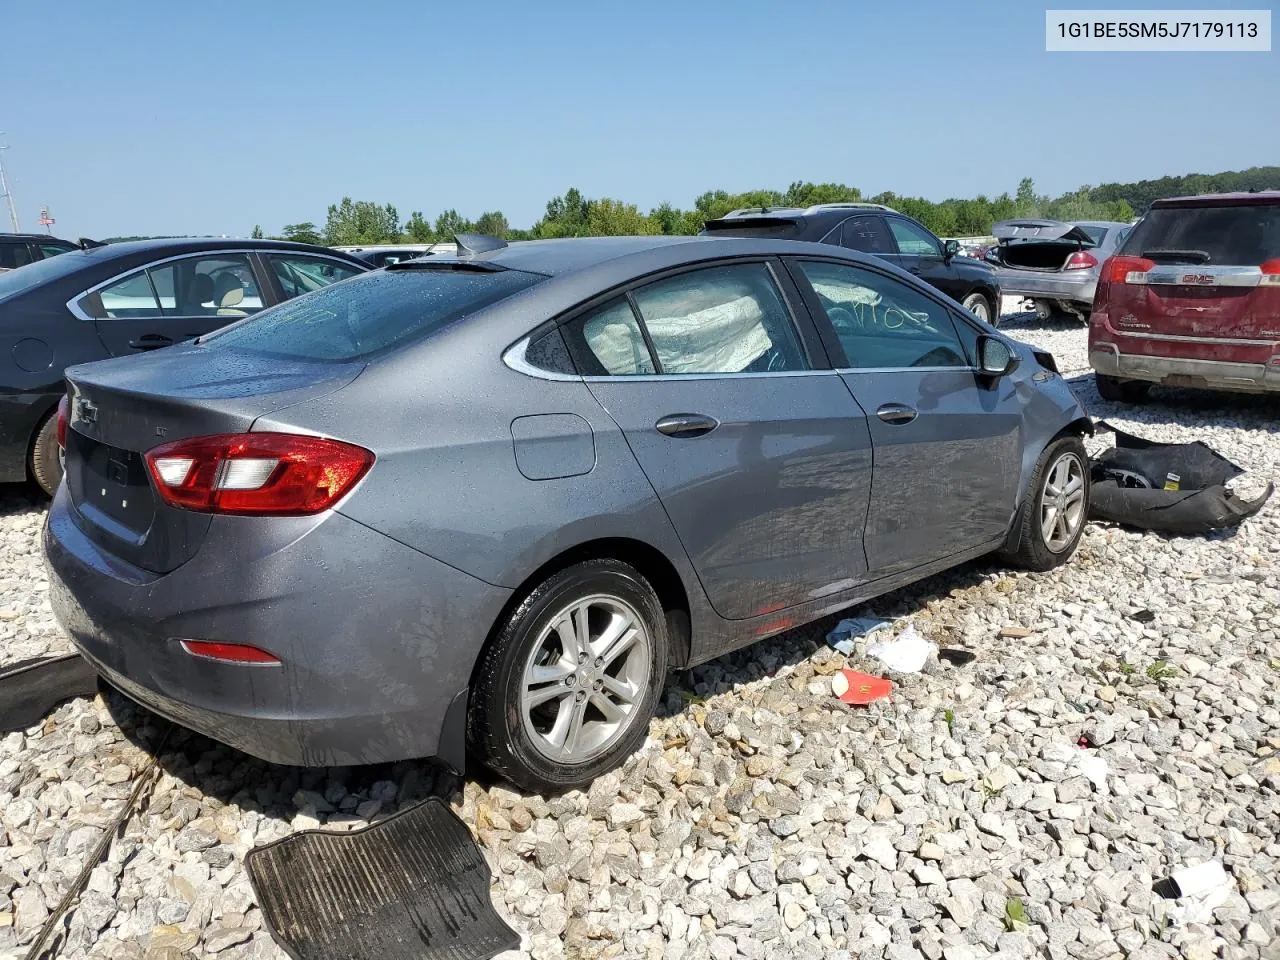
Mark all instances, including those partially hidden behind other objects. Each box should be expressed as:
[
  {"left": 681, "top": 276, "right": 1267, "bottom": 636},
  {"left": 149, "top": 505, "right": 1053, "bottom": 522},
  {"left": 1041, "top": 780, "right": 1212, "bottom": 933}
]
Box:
[{"left": 454, "top": 233, "right": 507, "bottom": 258}]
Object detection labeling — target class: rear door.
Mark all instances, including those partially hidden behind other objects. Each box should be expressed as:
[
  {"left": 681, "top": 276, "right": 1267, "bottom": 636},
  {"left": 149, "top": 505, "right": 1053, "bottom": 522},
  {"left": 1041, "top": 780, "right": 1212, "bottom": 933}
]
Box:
[
  {"left": 565, "top": 260, "right": 876, "bottom": 621},
  {"left": 71, "top": 252, "right": 268, "bottom": 356},
  {"left": 788, "top": 257, "right": 1022, "bottom": 578},
  {"left": 834, "top": 215, "right": 896, "bottom": 260},
  {"left": 1108, "top": 202, "right": 1280, "bottom": 349}
]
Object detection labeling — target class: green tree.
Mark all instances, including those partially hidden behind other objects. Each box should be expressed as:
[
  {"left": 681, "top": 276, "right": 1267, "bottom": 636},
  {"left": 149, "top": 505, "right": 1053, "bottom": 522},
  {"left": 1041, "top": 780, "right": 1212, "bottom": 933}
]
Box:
[
  {"left": 323, "top": 198, "right": 400, "bottom": 245},
  {"left": 280, "top": 222, "right": 322, "bottom": 245},
  {"left": 405, "top": 211, "right": 434, "bottom": 242},
  {"left": 251, "top": 224, "right": 264, "bottom": 239},
  {"left": 474, "top": 210, "right": 510, "bottom": 239},
  {"left": 433, "top": 208, "right": 473, "bottom": 240},
  {"left": 1015, "top": 177, "right": 1037, "bottom": 211},
  {"left": 585, "top": 198, "right": 660, "bottom": 236}
]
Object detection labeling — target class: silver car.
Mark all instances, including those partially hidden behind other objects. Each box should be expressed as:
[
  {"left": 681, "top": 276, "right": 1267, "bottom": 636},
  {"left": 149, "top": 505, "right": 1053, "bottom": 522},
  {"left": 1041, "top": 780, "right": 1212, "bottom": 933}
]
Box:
[
  {"left": 988, "top": 219, "right": 1132, "bottom": 322},
  {"left": 45, "top": 234, "right": 1091, "bottom": 793}
]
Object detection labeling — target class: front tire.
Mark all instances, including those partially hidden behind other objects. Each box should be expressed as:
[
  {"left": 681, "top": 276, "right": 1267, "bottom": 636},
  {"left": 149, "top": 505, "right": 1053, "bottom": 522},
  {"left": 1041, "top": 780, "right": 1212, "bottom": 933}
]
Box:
[
  {"left": 1001, "top": 436, "right": 1090, "bottom": 572},
  {"left": 962, "top": 292, "right": 995, "bottom": 326},
  {"left": 1095, "top": 374, "right": 1151, "bottom": 403},
  {"left": 30, "top": 411, "right": 62, "bottom": 497},
  {"left": 469, "top": 559, "right": 668, "bottom": 794}
]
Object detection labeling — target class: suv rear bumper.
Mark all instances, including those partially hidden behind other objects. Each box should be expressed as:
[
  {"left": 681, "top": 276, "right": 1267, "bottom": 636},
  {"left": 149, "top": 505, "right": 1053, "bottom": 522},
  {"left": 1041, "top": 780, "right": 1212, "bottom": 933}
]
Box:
[
  {"left": 995, "top": 269, "right": 1095, "bottom": 305},
  {"left": 1090, "top": 346, "right": 1280, "bottom": 394}
]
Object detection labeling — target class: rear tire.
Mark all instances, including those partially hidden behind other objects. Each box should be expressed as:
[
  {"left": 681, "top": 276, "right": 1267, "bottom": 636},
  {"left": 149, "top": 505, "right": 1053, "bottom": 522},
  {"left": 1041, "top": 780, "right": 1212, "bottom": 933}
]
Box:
[
  {"left": 30, "top": 412, "right": 62, "bottom": 497},
  {"left": 1001, "top": 435, "right": 1090, "bottom": 573},
  {"left": 962, "top": 292, "right": 995, "bottom": 326},
  {"left": 1095, "top": 374, "right": 1151, "bottom": 403},
  {"left": 469, "top": 559, "right": 668, "bottom": 794}
]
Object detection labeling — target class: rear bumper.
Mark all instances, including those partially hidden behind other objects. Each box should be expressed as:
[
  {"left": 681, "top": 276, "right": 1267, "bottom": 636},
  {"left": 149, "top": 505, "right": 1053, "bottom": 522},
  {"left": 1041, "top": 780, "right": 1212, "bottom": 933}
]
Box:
[
  {"left": 1090, "top": 346, "right": 1280, "bottom": 394},
  {"left": 996, "top": 269, "right": 1095, "bottom": 304},
  {"left": 43, "top": 485, "right": 511, "bottom": 767}
]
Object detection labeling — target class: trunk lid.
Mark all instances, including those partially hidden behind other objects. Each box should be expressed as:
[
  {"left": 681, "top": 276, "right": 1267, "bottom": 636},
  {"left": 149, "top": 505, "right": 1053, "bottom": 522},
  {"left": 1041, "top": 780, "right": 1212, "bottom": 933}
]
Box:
[
  {"left": 993, "top": 219, "right": 1096, "bottom": 243},
  {"left": 63, "top": 344, "right": 364, "bottom": 573},
  {"left": 1103, "top": 201, "right": 1280, "bottom": 344}
]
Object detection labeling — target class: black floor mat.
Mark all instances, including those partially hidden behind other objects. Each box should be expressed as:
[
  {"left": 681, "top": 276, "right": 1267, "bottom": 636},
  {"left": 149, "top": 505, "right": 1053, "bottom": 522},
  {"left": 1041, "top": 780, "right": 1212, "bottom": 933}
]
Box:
[
  {"left": 0, "top": 654, "right": 100, "bottom": 733},
  {"left": 245, "top": 797, "right": 520, "bottom": 960}
]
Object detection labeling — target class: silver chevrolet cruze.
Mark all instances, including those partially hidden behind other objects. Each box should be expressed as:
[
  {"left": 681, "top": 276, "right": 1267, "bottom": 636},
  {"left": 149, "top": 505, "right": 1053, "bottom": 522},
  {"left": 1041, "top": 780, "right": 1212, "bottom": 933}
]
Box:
[{"left": 45, "top": 234, "right": 1090, "bottom": 793}]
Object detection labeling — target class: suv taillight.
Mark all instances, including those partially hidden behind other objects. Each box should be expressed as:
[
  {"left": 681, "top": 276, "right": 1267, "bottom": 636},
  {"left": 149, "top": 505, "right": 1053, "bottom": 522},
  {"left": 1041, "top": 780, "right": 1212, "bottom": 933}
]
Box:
[
  {"left": 144, "top": 433, "right": 374, "bottom": 515},
  {"left": 1104, "top": 255, "right": 1156, "bottom": 284},
  {"left": 1064, "top": 251, "right": 1098, "bottom": 270},
  {"left": 56, "top": 395, "right": 69, "bottom": 450},
  {"left": 1261, "top": 259, "right": 1280, "bottom": 285}
]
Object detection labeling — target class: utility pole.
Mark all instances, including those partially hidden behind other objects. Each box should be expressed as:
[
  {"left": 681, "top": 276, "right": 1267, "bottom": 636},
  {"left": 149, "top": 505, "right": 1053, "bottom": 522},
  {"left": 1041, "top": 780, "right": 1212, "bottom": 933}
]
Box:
[{"left": 0, "top": 137, "right": 19, "bottom": 233}]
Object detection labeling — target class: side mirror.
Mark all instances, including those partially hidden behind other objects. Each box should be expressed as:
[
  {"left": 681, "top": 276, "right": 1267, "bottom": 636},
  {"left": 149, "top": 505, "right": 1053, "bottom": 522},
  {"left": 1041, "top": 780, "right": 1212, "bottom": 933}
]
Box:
[
  {"left": 978, "top": 335, "right": 1019, "bottom": 377},
  {"left": 943, "top": 239, "right": 960, "bottom": 260}
]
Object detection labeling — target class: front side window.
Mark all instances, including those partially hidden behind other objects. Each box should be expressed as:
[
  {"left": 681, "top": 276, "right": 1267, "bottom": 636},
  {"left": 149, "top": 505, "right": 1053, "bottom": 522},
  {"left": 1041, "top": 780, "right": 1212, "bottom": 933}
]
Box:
[
  {"left": 840, "top": 216, "right": 894, "bottom": 255},
  {"left": 202, "top": 266, "right": 542, "bottom": 361},
  {"left": 631, "top": 263, "right": 808, "bottom": 374},
  {"left": 887, "top": 218, "right": 942, "bottom": 257},
  {"left": 269, "top": 254, "right": 363, "bottom": 299},
  {"left": 796, "top": 260, "right": 966, "bottom": 369}
]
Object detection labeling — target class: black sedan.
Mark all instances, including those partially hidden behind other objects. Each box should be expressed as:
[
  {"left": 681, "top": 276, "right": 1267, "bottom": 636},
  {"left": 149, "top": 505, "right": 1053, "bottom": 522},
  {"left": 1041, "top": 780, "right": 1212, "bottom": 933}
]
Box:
[
  {"left": 702, "top": 203, "right": 1002, "bottom": 324},
  {"left": 0, "top": 238, "right": 369, "bottom": 494}
]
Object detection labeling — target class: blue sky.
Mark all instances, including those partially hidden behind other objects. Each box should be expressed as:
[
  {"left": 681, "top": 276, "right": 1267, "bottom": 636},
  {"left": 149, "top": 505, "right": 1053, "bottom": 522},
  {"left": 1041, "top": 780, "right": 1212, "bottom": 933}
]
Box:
[{"left": 2, "top": 0, "right": 1275, "bottom": 238}]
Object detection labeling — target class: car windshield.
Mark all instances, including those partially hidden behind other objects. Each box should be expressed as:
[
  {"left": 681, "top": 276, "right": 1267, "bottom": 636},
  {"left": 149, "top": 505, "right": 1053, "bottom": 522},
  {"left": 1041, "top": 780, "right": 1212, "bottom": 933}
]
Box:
[
  {"left": 200, "top": 266, "right": 544, "bottom": 361},
  {"left": 1121, "top": 203, "right": 1280, "bottom": 265},
  {"left": 0, "top": 247, "right": 97, "bottom": 303}
]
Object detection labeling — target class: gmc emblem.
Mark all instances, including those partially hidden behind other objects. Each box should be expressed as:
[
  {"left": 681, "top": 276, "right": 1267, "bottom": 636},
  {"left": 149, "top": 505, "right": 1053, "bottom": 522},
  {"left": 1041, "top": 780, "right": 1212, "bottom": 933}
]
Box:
[{"left": 1182, "top": 273, "right": 1214, "bottom": 285}]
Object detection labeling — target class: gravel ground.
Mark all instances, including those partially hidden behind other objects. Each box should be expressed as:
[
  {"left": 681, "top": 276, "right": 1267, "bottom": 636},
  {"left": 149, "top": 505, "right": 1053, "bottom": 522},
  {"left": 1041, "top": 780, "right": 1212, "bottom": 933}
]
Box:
[{"left": 1, "top": 314, "right": 1278, "bottom": 960}]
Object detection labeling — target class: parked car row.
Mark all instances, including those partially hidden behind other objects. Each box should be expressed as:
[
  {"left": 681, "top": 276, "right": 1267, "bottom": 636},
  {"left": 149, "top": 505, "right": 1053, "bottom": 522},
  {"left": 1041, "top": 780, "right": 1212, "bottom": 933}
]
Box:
[{"left": 41, "top": 231, "right": 1090, "bottom": 792}]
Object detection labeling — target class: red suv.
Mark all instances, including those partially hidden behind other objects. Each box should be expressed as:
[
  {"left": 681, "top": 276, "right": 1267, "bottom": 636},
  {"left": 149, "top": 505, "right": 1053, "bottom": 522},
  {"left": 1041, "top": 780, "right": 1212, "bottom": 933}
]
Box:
[{"left": 1089, "top": 192, "right": 1280, "bottom": 401}]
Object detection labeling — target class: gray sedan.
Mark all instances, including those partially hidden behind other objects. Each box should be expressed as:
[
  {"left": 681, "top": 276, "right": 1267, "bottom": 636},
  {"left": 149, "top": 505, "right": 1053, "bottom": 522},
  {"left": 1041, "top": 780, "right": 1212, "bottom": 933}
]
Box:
[
  {"left": 989, "top": 219, "right": 1132, "bottom": 322},
  {"left": 45, "top": 234, "right": 1091, "bottom": 793}
]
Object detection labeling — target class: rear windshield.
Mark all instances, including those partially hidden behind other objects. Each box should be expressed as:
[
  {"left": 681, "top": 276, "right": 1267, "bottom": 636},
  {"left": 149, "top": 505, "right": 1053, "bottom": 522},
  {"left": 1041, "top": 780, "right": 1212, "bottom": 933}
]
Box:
[
  {"left": 1120, "top": 203, "right": 1280, "bottom": 265},
  {"left": 200, "top": 267, "right": 544, "bottom": 361},
  {"left": 1078, "top": 225, "right": 1108, "bottom": 244}
]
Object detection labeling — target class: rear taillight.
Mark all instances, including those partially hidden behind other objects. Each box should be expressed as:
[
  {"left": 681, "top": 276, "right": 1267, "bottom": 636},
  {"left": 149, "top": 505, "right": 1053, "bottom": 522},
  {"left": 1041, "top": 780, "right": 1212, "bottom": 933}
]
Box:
[
  {"left": 1261, "top": 259, "right": 1280, "bottom": 285},
  {"left": 144, "top": 432, "right": 374, "bottom": 516},
  {"left": 180, "top": 640, "right": 280, "bottom": 665},
  {"left": 1104, "top": 255, "right": 1156, "bottom": 284},
  {"left": 56, "top": 395, "right": 69, "bottom": 450},
  {"left": 1064, "top": 251, "right": 1098, "bottom": 270}
]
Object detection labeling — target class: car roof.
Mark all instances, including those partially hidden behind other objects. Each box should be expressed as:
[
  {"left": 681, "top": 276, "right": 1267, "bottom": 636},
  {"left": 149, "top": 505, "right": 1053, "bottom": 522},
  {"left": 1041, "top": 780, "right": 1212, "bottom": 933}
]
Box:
[
  {"left": 0, "top": 233, "right": 75, "bottom": 242},
  {"left": 425, "top": 235, "right": 716, "bottom": 276},
  {"left": 1149, "top": 191, "right": 1280, "bottom": 209}
]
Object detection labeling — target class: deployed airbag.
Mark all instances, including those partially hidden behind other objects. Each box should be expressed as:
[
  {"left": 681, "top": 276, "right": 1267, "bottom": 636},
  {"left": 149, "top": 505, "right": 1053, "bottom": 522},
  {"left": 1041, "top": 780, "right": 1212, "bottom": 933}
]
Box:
[{"left": 1089, "top": 422, "right": 1272, "bottom": 535}]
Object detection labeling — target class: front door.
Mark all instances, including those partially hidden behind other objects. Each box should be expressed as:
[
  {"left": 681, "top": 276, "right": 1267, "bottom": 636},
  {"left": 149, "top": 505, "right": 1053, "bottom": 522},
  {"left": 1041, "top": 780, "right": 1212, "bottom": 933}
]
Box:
[
  {"left": 790, "top": 257, "right": 1022, "bottom": 578},
  {"left": 561, "top": 262, "right": 875, "bottom": 621},
  {"left": 886, "top": 216, "right": 967, "bottom": 301},
  {"left": 78, "top": 253, "right": 267, "bottom": 357}
]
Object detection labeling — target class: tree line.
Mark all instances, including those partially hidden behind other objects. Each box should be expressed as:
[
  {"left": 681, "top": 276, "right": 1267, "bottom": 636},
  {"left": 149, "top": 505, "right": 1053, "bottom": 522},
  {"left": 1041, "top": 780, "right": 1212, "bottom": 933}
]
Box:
[{"left": 124, "top": 166, "right": 1280, "bottom": 247}]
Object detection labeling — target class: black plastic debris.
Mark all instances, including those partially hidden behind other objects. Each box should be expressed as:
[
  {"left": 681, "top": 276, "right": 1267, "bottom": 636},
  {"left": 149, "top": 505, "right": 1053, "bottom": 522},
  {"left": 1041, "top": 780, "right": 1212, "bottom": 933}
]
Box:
[
  {"left": 246, "top": 797, "right": 520, "bottom": 960},
  {"left": 1089, "top": 422, "right": 1273, "bottom": 535},
  {"left": 1129, "top": 609, "right": 1156, "bottom": 624},
  {"left": 0, "top": 654, "right": 99, "bottom": 733},
  {"left": 937, "top": 648, "right": 977, "bottom": 666}
]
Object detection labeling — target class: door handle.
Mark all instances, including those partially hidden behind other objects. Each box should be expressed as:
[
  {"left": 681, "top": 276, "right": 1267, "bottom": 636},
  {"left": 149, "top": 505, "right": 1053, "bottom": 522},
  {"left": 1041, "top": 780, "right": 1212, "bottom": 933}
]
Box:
[
  {"left": 655, "top": 413, "right": 719, "bottom": 438},
  {"left": 128, "top": 334, "right": 173, "bottom": 351},
  {"left": 876, "top": 403, "right": 918, "bottom": 425}
]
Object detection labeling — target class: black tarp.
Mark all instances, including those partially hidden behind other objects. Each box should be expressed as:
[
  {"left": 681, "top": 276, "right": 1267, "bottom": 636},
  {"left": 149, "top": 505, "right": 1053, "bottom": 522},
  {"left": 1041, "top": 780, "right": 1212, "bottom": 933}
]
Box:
[{"left": 1089, "top": 422, "right": 1272, "bottom": 535}]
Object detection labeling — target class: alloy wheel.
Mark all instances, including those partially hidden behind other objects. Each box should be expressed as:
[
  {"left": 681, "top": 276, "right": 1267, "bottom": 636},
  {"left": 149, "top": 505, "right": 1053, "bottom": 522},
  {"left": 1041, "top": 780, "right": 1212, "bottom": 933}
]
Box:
[
  {"left": 1040, "top": 452, "right": 1086, "bottom": 552},
  {"left": 519, "top": 594, "right": 651, "bottom": 764}
]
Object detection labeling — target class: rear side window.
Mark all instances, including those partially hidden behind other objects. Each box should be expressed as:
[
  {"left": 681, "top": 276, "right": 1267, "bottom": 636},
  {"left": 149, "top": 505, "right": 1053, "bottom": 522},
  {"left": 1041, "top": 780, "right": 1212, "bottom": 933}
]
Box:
[
  {"left": 566, "top": 298, "right": 656, "bottom": 376},
  {"left": 0, "top": 242, "right": 32, "bottom": 270},
  {"left": 631, "top": 263, "right": 809, "bottom": 374},
  {"left": 201, "top": 267, "right": 543, "bottom": 361},
  {"left": 839, "top": 216, "right": 894, "bottom": 255},
  {"left": 1122, "top": 204, "right": 1280, "bottom": 266}
]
